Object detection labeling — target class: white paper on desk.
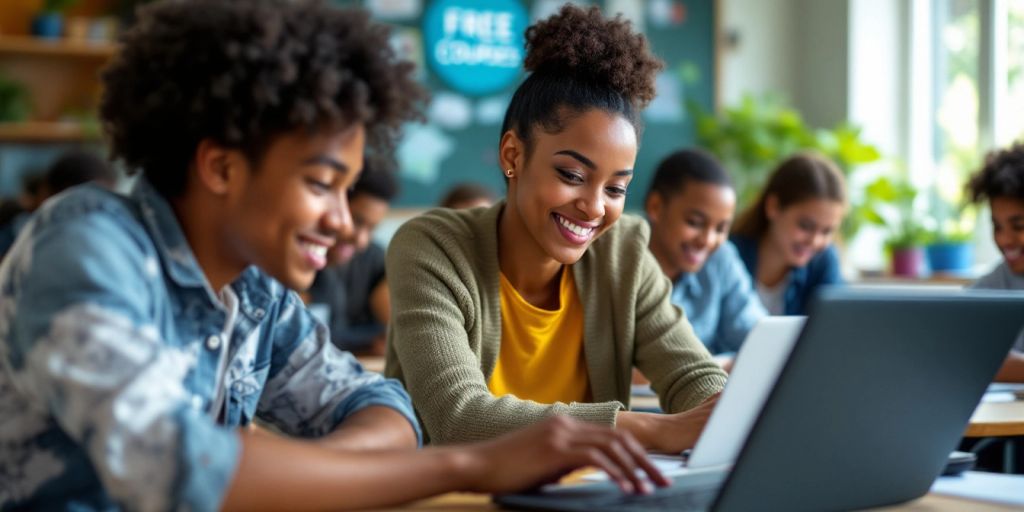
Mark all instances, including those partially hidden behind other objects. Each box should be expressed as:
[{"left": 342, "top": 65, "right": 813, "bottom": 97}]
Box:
[
  {"left": 987, "top": 383, "right": 1024, "bottom": 394},
  {"left": 931, "top": 471, "right": 1024, "bottom": 506},
  {"left": 982, "top": 392, "right": 1017, "bottom": 403}
]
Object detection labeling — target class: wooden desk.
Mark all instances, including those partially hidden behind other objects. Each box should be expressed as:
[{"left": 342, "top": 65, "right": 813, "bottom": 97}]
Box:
[
  {"left": 373, "top": 489, "right": 1018, "bottom": 511},
  {"left": 964, "top": 401, "right": 1024, "bottom": 438},
  {"left": 629, "top": 395, "right": 1024, "bottom": 439}
]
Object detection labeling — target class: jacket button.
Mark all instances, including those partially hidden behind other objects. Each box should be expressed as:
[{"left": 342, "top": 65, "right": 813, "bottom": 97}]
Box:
[{"left": 206, "top": 334, "right": 222, "bottom": 351}]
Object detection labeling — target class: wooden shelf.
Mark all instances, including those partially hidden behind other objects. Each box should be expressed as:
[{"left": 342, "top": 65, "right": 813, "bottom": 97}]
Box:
[
  {"left": 0, "top": 35, "right": 117, "bottom": 59},
  {"left": 0, "top": 121, "right": 101, "bottom": 142}
]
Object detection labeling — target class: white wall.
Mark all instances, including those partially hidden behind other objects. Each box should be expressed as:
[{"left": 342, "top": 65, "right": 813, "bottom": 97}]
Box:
[
  {"left": 721, "top": 0, "right": 849, "bottom": 129},
  {"left": 793, "top": 0, "right": 850, "bottom": 129},
  {"left": 720, "top": 0, "right": 800, "bottom": 106}
]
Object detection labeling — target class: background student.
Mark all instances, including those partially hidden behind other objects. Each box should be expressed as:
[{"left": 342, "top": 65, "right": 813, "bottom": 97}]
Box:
[
  {"left": 967, "top": 143, "right": 1024, "bottom": 383},
  {"left": 385, "top": 5, "right": 726, "bottom": 453},
  {"left": 645, "top": 149, "right": 766, "bottom": 360},
  {"left": 0, "top": 1, "right": 665, "bottom": 509},
  {"left": 440, "top": 182, "right": 497, "bottom": 209},
  {"left": 730, "top": 152, "right": 847, "bottom": 315},
  {"left": 0, "top": 149, "right": 116, "bottom": 259},
  {"left": 306, "top": 166, "right": 395, "bottom": 356}
]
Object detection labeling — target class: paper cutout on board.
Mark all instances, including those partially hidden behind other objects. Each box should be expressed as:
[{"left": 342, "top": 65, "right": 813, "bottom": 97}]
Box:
[
  {"left": 476, "top": 95, "right": 509, "bottom": 125},
  {"left": 648, "top": 0, "right": 686, "bottom": 28},
  {"left": 605, "top": 0, "right": 644, "bottom": 32},
  {"left": 398, "top": 124, "right": 455, "bottom": 184},
  {"left": 429, "top": 93, "right": 473, "bottom": 130},
  {"left": 390, "top": 28, "right": 425, "bottom": 80},
  {"left": 645, "top": 71, "right": 684, "bottom": 123},
  {"left": 366, "top": 0, "right": 422, "bottom": 20}
]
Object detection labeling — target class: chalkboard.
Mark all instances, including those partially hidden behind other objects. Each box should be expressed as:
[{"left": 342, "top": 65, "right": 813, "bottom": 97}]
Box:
[{"left": 342, "top": 0, "right": 718, "bottom": 209}]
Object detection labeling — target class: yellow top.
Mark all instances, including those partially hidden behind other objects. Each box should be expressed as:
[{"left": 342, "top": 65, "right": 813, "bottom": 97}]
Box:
[{"left": 488, "top": 267, "right": 590, "bottom": 404}]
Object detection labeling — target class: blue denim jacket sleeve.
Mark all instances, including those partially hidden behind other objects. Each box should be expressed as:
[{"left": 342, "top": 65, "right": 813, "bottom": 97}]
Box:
[
  {"left": 812, "top": 245, "right": 844, "bottom": 285},
  {"left": 1, "top": 204, "right": 239, "bottom": 511},
  {"left": 255, "top": 291, "right": 422, "bottom": 445},
  {"left": 712, "top": 243, "right": 768, "bottom": 353}
]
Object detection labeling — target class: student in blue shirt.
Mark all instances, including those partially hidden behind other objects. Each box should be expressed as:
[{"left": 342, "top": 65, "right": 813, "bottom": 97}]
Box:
[
  {"left": 0, "top": 1, "right": 665, "bottom": 510},
  {"left": 645, "top": 149, "right": 766, "bottom": 359},
  {"left": 967, "top": 143, "right": 1024, "bottom": 383},
  {"left": 730, "top": 152, "right": 847, "bottom": 315}
]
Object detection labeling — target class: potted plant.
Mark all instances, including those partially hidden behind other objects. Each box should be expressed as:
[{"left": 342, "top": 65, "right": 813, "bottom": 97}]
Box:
[
  {"left": 32, "top": 0, "right": 80, "bottom": 39},
  {"left": 923, "top": 201, "right": 976, "bottom": 275},
  {"left": 925, "top": 231, "right": 973, "bottom": 274},
  {"left": 860, "top": 175, "right": 930, "bottom": 278},
  {"left": 886, "top": 221, "right": 931, "bottom": 278},
  {"left": 0, "top": 74, "right": 30, "bottom": 123}
]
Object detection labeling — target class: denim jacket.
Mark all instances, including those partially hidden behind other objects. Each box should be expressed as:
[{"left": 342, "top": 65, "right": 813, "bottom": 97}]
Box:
[
  {"left": 670, "top": 241, "right": 767, "bottom": 355},
  {"left": 0, "top": 179, "right": 420, "bottom": 511},
  {"left": 730, "top": 234, "right": 844, "bottom": 316}
]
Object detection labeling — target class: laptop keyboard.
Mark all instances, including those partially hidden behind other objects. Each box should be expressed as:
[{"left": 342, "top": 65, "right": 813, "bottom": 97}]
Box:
[{"left": 495, "top": 480, "right": 720, "bottom": 512}]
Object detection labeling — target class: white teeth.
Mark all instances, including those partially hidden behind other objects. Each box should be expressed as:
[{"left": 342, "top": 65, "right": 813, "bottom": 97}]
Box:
[
  {"left": 301, "top": 242, "right": 327, "bottom": 259},
  {"left": 1006, "top": 248, "right": 1022, "bottom": 260},
  {"left": 556, "top": 214, "right": 594, "bottom": 237}
]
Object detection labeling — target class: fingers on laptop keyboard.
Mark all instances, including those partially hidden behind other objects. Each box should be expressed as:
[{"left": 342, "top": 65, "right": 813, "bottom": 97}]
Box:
[{"left": 560, "top": 419, "right": 668, "bottom": 494}]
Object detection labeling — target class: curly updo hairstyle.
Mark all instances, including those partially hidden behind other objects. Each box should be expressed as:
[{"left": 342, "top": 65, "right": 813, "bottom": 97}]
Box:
[
  {"left": 101, "top": 0, "right": 426, "bottom": 199},
  {"left": 968, "top": 143, "right": 1024, "bottom": 204},
  {"left": 500, "top": 4, "right": 664, "bottom": 163}
]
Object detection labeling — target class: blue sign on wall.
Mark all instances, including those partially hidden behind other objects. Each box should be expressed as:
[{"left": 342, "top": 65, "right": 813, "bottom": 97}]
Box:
[{"left": 422, "top": 0, "right": 528, "bottom": 96}]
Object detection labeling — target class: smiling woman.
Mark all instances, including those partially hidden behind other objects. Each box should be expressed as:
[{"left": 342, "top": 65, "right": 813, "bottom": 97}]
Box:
[{"left": 385, "top": 4, "right": 727, "bottom": 453}]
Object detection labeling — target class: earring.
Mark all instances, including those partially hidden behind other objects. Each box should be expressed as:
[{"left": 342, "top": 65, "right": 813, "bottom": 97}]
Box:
[{"left": 504, "top": 168, "right": 514, "bottom": 178}]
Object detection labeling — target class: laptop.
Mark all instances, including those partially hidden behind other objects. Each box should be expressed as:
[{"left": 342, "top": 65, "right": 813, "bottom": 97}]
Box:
[
  {"left": 687, "top": 315, "right": 805, "bottom": 468},
  {"left": 495, "top": 288, "right": 1024, "bottom": 511}
]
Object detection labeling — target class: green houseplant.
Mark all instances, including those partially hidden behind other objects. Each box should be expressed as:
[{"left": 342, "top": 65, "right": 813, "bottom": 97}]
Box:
[
  {"left": 0, "top": 74, "right": 30, "bottom": 123},
  {"left": 690, "top": 93, "right": 882, "bottom": 239},
  {"left": 860, "top": 175, "right": 931, "bottom": 277},
  {"left": 922, "top": 198, "right": 976, "bottom": 274}
]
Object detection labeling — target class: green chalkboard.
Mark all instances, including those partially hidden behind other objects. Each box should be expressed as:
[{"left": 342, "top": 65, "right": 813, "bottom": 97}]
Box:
[{"left": 340, "top": 0, "right": 717, "bottom": 209}]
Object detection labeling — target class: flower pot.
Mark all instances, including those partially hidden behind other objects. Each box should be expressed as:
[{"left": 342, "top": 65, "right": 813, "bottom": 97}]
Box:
[
  {"left": 891, "top": 246, "right": 927, "bottom": 278},
  {"left": 926, "top": 242, "right": 973, "bottom": 273},
  {"left": 32, "top": 13, "right": 64, "bottom": 39}
]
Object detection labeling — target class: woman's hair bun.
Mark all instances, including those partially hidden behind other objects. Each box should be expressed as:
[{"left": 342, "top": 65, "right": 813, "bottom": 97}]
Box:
[{"left": 523, "top": 4, "right": 663, "bottom": 108}]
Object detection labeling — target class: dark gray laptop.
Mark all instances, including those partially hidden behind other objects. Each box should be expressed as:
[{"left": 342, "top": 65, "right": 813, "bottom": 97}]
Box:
[{"left": 495, "top": 288, "right": 1024, "bottom": 512}]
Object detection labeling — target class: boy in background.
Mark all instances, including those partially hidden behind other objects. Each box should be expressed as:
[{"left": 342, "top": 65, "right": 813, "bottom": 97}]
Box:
[
  {"left": 645, "top": 149, "right": 766, "bottom": 366},
  {"left": 968, "top": 143, "right": 1024, "bottom": 383},
  {"left": 307, "top": 168, "right": 395, "bottom": 355}
]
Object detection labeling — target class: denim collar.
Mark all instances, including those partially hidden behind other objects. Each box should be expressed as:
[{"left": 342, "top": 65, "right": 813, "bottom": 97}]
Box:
[
  {"left": 131, "top": 178, "right": 212, "bottom": 291},
  {"left": 676, "top": 271, "right": 703, "bottom": 297}
]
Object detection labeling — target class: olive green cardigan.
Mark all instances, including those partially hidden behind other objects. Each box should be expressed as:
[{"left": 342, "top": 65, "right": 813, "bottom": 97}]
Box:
[{"left": 384, "top": 203, "right": 727, "bottom": 444}]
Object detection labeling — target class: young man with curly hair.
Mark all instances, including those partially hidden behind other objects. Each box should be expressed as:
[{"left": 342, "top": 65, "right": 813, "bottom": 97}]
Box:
[
  {"left": 0, "top": 1, "right": 666, "bottom": 510},
  {"left": 969, "top": 143, "right": 1024, "bottom": 383}
]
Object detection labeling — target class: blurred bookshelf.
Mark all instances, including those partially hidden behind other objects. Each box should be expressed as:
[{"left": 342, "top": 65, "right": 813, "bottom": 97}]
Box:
[{"left": 0, "top": 34, "right": 116, "bottom": 59}]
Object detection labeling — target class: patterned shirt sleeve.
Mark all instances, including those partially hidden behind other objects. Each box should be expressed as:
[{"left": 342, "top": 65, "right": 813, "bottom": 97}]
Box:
[
  {"left": 1, "top": 210, "right": 240, "bottom": 511},
  {"left": 255, "top": 291, "right": 422, "bottom": 445}
]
